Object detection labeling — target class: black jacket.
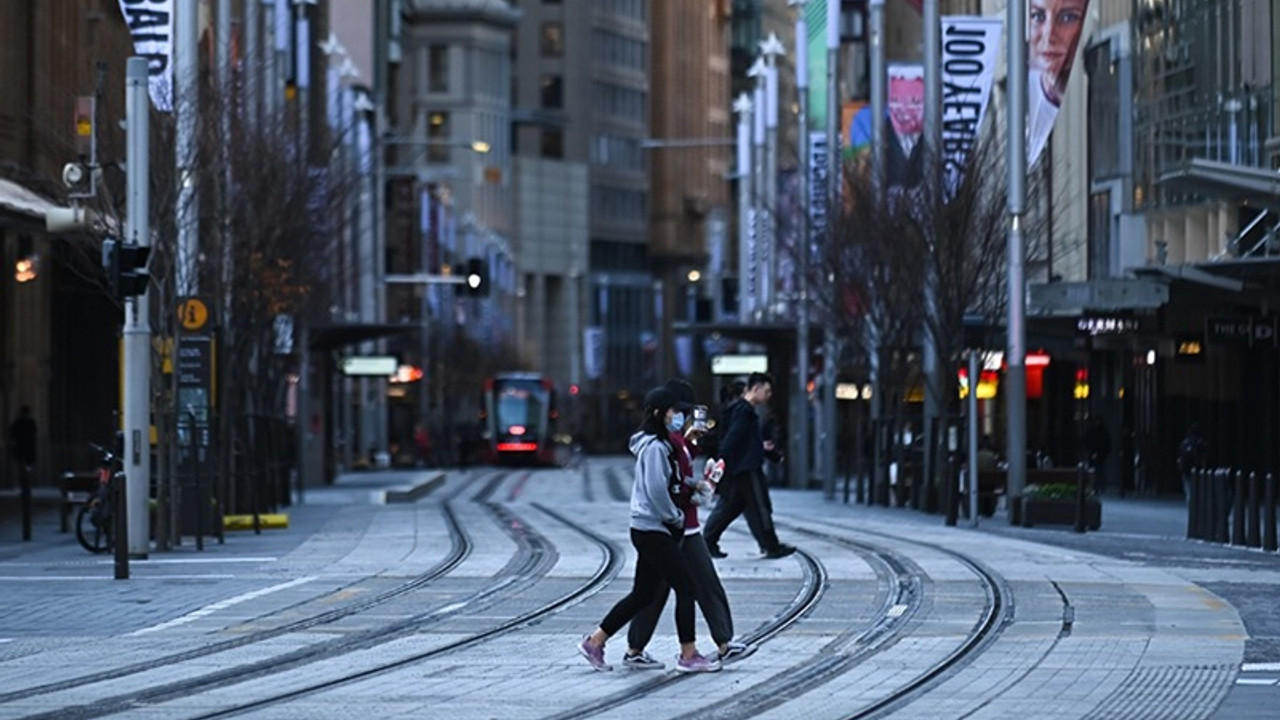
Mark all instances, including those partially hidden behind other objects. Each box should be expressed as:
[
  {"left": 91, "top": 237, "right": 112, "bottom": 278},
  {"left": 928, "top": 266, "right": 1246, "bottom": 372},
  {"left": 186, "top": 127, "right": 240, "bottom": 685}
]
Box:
[{"left": 718, "top": 398, "right": 762, "bottom": 477}]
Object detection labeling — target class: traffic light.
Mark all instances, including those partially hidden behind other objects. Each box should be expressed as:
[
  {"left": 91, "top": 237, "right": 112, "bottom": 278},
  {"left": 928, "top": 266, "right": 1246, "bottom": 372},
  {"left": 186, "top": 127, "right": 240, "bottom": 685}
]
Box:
[
  {"left": 102, "top": 239, "right": 151, "bottom": 299},
  {"left": 464, "top": 257, "right": 488, "bottom": 297}
]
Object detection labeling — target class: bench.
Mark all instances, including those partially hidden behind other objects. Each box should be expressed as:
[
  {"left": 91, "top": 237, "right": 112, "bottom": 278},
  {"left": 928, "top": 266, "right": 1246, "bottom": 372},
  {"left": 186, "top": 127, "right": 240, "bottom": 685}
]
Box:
[{"left": 59, "top": 471, "right": 99, "bottom": 533}]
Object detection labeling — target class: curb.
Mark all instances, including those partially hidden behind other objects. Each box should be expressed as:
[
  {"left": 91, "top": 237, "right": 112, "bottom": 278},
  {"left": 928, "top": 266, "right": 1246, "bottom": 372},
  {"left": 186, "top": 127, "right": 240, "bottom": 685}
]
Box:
[{"left": 382, "top": 471, "right": 448, "bottom": 504}]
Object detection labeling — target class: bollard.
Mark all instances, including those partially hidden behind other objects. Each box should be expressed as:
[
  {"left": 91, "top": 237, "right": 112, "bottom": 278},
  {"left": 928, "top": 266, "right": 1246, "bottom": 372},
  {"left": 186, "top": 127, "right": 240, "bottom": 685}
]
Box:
[
  {"left": 19, "top": 464, "right": 32, "bottom": 542},
  {"left": 1232, "top": 470, "right": 1247, "bottom": 546},
  {"left": 1194, "top": 467, "right": 1206, "bottom": 540},
  {"left": 1187, "top": 467, "right": 1200, "bottom": 540},
  {"left": 1212, "top": 469, "right": 1228, "bottom": 544},
  {"left": 1248, "top": 471, "right": 1262, "bottom": 548},
  {"left": 1265, "top": 473, "right": 1277, "bottom": 553},
  {"left": 1074, "top": 462, "right": 1088, "bottom": 533},
  {"left": 112, "top": 472, "right": 129, "bottom": 580}
]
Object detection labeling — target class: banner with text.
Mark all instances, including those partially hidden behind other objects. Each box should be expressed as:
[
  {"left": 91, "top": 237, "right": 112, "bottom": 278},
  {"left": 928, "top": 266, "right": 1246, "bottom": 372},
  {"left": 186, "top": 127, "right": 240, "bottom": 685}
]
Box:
[
  {"left": 116, "top": 0, "right": 174, "bottom": 111},
  {"left": 941, "top": 16, "right": 1002, "bottom": 191}
]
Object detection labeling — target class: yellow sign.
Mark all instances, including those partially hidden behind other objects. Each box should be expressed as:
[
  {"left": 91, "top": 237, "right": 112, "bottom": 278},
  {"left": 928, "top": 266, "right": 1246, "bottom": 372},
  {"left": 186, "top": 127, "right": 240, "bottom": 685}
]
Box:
[{"left": 177, "top": 298, "right": 209, "bottom": 332}]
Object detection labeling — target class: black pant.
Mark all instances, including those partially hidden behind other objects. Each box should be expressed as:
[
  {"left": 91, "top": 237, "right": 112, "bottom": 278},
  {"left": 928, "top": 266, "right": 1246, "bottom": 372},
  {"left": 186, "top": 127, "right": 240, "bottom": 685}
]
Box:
[
  {"left": 703, "top": 469, "right": 781, "bottom": 553},
  {"left": 598, "top": 529, "right": 698, "bottom": 644}
]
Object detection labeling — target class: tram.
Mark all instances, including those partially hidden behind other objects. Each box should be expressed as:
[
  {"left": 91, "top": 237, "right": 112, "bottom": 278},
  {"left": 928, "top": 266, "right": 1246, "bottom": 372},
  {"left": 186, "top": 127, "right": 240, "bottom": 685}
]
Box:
[{"left": 481, "top": 373, "right": 558, "bottom": 465}]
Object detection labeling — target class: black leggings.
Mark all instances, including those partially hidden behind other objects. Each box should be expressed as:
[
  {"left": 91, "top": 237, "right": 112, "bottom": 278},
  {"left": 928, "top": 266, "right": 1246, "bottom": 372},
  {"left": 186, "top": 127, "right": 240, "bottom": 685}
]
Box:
[{"left": 598, "top": 529, "right": 698, "bottom": 644}]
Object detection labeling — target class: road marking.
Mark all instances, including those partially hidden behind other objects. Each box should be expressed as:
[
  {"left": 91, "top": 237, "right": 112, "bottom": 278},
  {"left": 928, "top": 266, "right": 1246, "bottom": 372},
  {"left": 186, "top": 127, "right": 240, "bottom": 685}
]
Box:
[
  {"left": 0, "top": 575, "right": 238, "bottom": 581},
  {"left": 1235, "top": 678, "right": 1279, "bottom": 686},
  {"left": 887, "top": 604, "right": 908, "bottom": 618},
  {"left": 99, "top": 557, "right": 278, "bottom": 565},
  {"left": 127, "top": 576, "right": 316, "bottom": 636},
  {"left": 1243, "top": 662, "right": 1280, "bottom": 672}
]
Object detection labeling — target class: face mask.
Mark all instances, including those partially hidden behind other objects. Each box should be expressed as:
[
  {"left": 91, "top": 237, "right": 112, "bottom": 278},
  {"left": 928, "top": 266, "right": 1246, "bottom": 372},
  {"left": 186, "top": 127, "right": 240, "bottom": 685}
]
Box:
[{"left": 667, "top": 412, "right": 685, "bottom": 432}]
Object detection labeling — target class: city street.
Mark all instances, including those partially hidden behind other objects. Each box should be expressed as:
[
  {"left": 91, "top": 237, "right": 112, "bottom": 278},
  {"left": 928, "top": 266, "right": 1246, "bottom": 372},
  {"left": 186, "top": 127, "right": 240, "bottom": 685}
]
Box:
[{"left": 0, "top": 460, "right": 1277, "bottom": 719}]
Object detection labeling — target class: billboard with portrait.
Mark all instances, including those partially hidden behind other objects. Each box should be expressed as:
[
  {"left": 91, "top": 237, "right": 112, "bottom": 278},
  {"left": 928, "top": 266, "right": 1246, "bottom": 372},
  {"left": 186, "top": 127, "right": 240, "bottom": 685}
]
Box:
[{"left": 1027, "top": 0, "right": 1091, "bottom": 167}]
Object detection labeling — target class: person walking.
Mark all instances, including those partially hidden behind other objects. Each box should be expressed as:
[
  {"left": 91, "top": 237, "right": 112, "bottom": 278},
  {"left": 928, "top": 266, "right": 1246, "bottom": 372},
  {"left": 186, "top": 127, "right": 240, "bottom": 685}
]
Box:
[
  {"left": 577, "top": 386, "right": 720, "bottom": 674},
  {"left": 703, "top": 373, "right": 795, "bottom": 560},
  {"left": 620, "top": 379, "right": 755, "bottom": 670}
]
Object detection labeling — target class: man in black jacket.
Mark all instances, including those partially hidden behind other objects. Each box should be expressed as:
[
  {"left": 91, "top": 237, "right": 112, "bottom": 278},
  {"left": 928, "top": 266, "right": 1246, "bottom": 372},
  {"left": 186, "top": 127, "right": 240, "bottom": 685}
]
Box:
[{"left": 703, "top": 373, "right": 795, "bottom": 560}]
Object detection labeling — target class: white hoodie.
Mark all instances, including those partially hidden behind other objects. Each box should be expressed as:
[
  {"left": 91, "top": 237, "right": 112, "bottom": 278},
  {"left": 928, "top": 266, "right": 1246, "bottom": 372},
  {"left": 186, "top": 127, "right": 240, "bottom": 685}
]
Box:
[{"left": 627, "top": 431, "right": 683, "bottom": 533}]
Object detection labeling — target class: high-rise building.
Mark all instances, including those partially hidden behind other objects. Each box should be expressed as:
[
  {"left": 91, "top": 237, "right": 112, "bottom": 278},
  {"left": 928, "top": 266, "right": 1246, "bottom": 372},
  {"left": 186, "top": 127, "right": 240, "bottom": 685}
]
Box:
[{"left": 512, "top": 0, "right": 650, "bottom": 442}]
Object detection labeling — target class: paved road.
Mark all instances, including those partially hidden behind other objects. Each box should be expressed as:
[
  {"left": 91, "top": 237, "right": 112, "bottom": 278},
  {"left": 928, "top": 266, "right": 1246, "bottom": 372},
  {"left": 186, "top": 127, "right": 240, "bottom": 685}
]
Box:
[{"left": 0, "top": 460, "right": 1274, "bottom": 719}]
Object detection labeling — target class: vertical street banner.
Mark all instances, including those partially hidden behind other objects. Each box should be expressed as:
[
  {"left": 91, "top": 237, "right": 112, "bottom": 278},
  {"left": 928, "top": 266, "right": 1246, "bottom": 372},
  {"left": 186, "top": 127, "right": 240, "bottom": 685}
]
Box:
[
  {"left": 887, "top": 64, "right": 925, "bottom": 189},
  {"left": 941, "top": 16, "right": 1002, "bottom": 190},
  {"left": 1027, "top": 0, "right": 1091, "bottom": 167},
  {"left": 116, "top": 0, "right": 174, "bottom": 111}
]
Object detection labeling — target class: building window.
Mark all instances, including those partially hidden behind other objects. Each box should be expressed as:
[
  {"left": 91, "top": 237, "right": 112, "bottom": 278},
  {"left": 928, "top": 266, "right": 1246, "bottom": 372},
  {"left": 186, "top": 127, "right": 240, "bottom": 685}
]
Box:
[
  {"left": 541, "top": 22, "right": 564, "bottom": 57},
  {"left": 429, "top": 45, "right": 449, "bottom": 92},
  {"left": 541, "top": 129, "right": 564, "bottom": 158},
  {"left": 540, "top": 74, "right": 563, "bottom": 109},
  {"left": 428, "top": 111, "right": 450, "bottom": 163}
]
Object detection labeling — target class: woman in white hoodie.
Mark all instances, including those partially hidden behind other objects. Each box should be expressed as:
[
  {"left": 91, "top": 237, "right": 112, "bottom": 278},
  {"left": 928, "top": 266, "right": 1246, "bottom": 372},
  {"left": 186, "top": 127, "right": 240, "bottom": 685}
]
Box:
[{"left": 577, "top": 386, "right": 720, "bottom": 674}]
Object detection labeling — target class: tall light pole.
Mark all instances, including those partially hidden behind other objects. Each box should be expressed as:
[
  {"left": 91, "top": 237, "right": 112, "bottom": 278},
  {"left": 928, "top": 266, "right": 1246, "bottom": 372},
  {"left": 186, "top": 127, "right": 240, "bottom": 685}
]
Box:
[
  {"left": 761, "top": 33, "right": 785, "bottom": 319},
  {"left": 124, "top": 57, "right": 151, "bottom": 561},
  {"left": 869, "top": 0, "right": 886, "bottom": 503},
  {"left": 820, "top": 0, "right": 840, "bottom": 495},
  {"left": 789, "top": 0, "right": 811, "bottom": 490},
  {"left": 921, "top": 0, "right": 942, "bottom": 510},
  {"left": 749, "top": 57, "right": 767, "bottom": 322},
  {"left": 734, "top": 93, "right": 754, "bottom": 324},
  {"left": 1006, "top": 0, "right": 1029, "bottom": 524}
]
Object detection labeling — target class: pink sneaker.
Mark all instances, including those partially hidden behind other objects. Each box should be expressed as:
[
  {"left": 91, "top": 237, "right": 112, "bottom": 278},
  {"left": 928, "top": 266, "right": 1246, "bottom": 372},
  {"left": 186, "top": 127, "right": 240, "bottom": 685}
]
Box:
[
  {"left": 675, "top": 652, "right": 722, "bottom": 673},
  {"left": 578, "top": 636, "right": 612, "bottom": 671}
]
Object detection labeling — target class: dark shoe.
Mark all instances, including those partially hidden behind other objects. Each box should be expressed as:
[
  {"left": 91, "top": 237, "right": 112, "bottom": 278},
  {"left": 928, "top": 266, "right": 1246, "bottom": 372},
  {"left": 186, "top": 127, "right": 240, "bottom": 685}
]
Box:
[
  {"left": 713, "top": 641, "right": 757, "bottom": 664},
  {"left": 762, "top": 544, "right": 796, "bottom": 559},
  {"left": 707, "top": 545, "right": 727, "bottom": 559},
  {"left": 623, "top": 650, "right": 665, "bottom": 670}
]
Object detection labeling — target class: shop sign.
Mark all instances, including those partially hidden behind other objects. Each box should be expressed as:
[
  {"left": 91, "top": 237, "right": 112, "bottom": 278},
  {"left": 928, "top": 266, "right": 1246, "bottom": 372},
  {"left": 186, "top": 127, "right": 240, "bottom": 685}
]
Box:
[
  {"left": 1206, "top": 316, "right": 1276, "bottom": 348},
  {"left": 1076, "top": 315, "right": 1140, "bottom": 336}
]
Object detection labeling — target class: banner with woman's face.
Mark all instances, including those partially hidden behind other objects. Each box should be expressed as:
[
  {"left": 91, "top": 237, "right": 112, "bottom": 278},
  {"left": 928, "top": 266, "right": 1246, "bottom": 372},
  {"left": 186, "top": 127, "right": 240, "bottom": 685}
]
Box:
[{"left": 1027, "top": 0, "right": 1091, "bottom": 167}]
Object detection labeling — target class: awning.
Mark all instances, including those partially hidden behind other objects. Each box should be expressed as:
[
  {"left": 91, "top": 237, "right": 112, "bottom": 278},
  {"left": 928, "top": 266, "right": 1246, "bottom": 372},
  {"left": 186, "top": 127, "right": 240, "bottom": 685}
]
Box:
[
  {"left": 0, "top": 177, "right": 62, "bottom": 221},
  {"left": 308, "top": 323, "right": 418, "bottom": 351},
  {"left": 1158, "top": 157, "right": 1280, "bottom": 210}
]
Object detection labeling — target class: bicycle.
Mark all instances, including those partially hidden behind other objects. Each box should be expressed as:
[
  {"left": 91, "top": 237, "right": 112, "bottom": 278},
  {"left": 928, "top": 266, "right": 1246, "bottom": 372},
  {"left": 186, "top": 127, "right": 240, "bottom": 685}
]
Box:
[{"left": 75, "top": 442, "right": 121, "bottom": 554}]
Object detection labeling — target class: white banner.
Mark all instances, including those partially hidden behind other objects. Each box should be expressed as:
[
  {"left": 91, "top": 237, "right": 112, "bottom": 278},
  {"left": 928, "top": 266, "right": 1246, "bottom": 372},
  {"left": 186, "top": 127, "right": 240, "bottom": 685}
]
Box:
[
  {"left": 583, "top": 326, "right": 605, "bottom": 381},
  {"left": 116, "top": 0, "right": 175, "bottom": 112},
  {"left": 941, "top": 16, "right": 1002, "bottom": 190}
]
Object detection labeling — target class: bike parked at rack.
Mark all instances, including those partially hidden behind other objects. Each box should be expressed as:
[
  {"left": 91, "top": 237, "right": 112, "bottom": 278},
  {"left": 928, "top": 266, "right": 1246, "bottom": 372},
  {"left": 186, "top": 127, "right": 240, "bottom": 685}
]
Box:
[{"left": 75, "top": 442, "right": 121, "bottom": 554}]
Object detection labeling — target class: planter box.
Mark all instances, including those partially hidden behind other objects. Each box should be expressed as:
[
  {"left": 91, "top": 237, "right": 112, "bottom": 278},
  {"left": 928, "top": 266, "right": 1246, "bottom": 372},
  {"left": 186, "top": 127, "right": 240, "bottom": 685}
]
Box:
[{"left": 1020, "top": 497, "right": 1101, "bottom": 530}]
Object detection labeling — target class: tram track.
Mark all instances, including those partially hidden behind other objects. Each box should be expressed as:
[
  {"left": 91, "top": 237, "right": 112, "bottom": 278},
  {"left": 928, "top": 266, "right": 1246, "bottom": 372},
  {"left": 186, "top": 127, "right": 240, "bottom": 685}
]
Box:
[
  {"left": 2, "top": 473, "right": 525, "bottom": 720},
  {"left": 0, "top": 492, "right": 473, "bottom": 708},
  {"left": 166, "top": 501, "right": 625, "bottom": 719}
]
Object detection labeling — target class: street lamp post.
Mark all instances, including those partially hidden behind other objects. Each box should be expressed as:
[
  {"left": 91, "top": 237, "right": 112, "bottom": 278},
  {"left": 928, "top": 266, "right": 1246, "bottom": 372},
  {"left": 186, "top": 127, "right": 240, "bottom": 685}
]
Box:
[{"left": 790, "top": 0, "right": 811, "bottom": 490}]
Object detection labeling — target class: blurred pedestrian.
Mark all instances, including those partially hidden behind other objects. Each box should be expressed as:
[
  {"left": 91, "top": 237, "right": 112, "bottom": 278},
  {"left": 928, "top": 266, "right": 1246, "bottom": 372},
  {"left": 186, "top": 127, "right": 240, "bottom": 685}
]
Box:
[
  {"left": 8, "top": 405, "right": 35, "bottom": 471},
  {"left": 412, "top": 422, "right": 433, "bottom": 468},
  {"left": 1084, "top": 419, "right": 1110, "bottom": 493},
  {"left": 576, "top": 386, "right": 720, "bottom": 674},
  {"left": 1177, "top": 423, "right": 1207, "bottom": 502}
]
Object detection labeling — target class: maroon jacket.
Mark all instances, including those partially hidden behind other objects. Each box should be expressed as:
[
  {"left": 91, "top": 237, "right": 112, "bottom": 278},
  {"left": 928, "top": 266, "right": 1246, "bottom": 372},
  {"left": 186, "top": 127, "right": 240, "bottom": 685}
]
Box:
[{"left": 668, "top": 430, "right": 700, "bottom": 530}]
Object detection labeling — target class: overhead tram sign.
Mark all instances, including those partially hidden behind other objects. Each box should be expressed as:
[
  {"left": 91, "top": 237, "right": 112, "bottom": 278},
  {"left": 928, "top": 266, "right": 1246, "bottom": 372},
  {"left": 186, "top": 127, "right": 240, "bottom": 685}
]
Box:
[{"left": 341, "top": 356, "right": 398, "bottom": 376}]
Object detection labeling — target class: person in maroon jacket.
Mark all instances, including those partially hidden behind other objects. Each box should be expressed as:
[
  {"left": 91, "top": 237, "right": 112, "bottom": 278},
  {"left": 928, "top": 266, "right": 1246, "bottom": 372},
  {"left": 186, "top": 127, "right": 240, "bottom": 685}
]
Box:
[{"left": 618, "top": 378, "right": 757, "bottom": 669}]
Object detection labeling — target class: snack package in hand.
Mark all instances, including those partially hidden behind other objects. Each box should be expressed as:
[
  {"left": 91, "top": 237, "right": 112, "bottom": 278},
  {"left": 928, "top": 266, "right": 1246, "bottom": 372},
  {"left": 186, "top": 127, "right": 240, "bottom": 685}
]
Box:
[{"left": 703, "top": 458, "right": 725, "bottom": 485}]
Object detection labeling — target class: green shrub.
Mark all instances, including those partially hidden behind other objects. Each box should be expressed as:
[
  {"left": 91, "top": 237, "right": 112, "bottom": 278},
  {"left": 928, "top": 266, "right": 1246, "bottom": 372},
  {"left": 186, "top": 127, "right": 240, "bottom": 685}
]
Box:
[{"left": 1024, "top": 482, "right": 1095, "bottom": 500}]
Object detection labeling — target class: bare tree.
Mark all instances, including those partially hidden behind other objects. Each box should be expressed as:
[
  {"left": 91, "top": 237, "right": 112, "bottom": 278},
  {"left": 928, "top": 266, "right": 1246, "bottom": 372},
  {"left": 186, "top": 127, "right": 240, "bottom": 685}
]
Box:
[{"left": 817, "top": 133, "right": 1009, "bottom": 509}]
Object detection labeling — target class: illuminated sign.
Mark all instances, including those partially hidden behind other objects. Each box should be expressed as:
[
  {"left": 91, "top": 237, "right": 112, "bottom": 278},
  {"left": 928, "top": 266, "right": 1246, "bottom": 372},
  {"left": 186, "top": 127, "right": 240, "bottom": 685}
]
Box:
[
  {"left": 342, "top": 356, "right": 398, "bottom": 376},
  {"left": 1077, "top": 316, "right": 1140, "bottom": 336},
  {"left": 711, "top": 354, "right": 768, "bottom": 375}
]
